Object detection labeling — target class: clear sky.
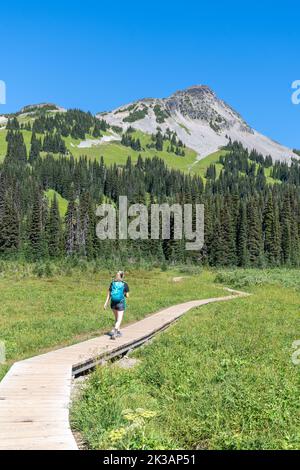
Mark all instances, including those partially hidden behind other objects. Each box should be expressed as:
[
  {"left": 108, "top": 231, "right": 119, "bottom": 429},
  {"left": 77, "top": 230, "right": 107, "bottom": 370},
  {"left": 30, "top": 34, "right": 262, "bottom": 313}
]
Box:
[{"left": 1, "top": 0, "right": 299, "bottom": 147}]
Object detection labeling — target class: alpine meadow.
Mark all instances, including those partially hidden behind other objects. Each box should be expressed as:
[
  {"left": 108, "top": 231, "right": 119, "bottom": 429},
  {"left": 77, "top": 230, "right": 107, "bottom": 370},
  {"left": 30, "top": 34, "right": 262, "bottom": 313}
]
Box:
[{"left": 1, "top": 1, "right": 300, "bottom": 453}]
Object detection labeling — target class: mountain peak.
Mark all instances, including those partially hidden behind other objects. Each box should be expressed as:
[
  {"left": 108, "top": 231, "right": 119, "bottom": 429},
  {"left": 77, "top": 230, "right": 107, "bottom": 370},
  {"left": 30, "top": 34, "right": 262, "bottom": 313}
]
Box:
[
  {"left": 19, "top": 103, "right": 64, "bottom": 114},
  {"left": 98, "top": 85, "right": 298, "bottom": 163},
  {"left": 183, "top": 84, "right": 215, "bottom": 94},
  {"left": 164, "top": 84, "right": 246, "bottom": 131},
  {"left": 169, "top": 84, "right": 216, "bottom": 101}
]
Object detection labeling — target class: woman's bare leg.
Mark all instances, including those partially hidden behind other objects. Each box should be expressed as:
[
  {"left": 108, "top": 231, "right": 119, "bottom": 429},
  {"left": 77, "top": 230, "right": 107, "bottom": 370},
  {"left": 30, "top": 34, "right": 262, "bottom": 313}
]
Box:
[
  {"left": 115, "top": 310, "right": 124, "bottom": 331},
  {"left": 113, "top": 309, "right": 118, "bottom": 323}
]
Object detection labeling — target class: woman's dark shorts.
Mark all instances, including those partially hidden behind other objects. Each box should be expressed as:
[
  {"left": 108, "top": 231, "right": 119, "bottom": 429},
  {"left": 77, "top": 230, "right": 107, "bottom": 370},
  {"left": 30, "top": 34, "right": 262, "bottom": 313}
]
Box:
[{"left": 111, "top": 300, "right": 125, "bottom": 311}]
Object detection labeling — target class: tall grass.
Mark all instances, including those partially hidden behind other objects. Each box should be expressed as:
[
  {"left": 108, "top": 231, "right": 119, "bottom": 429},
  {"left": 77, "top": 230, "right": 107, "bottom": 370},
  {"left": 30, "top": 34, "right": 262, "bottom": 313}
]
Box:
[
  {"left": 0, "top": 265, "right": 220, "bottom": 380},
  {"left": 71, "top": 269, "right": 300, "bottom": 450},
  {"left": 215, "top": 268, "right": 300, "bottom": 289}
]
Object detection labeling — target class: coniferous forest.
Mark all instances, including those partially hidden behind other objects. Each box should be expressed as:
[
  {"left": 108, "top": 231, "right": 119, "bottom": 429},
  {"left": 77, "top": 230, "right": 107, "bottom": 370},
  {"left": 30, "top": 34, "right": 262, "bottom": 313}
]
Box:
[{"left": 1, "top": 114, "right": 300, "bottom": 267}]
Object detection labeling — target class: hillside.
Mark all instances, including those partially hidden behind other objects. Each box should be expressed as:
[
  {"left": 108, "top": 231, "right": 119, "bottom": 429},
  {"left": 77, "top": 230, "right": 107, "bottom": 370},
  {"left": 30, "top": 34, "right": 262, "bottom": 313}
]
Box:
[
  {"left": 1, "top": 84, "right": 299, "bottom": 174},
  {"left": 0, "top": 104, "right": 286, "bottom": 184},
  {"left": 0, "top": 106, "right": 201, "bottom": 174},
  {"left": 99, "top": 85, "right": 298, "bottom": 163},
  {"left": 2, "top": 96, "right": 300, "bottom": 268}
]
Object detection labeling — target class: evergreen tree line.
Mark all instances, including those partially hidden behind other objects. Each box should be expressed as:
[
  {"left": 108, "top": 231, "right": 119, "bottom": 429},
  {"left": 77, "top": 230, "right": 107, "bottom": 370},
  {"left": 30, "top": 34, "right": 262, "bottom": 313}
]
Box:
[
  {"left": 223, "top": 140, "right": 273, "bottom": 168},
  {"left": 271, "top": 159, "right": 300, "bottom": 185},
  {"left": 1, "top": 136, "right": 300, "bottom": 266},
  {"left": 6, "top": 109, "right": 108, "bottom": 140},
  {"left": 145, "top": 129, "right": 185, "bottom": 156},
  {"left": 121, "top": 132, "right": 142, "bottom": 151},
  {"left": 5, "top": 130, "right": 67, "bottom": 164}
]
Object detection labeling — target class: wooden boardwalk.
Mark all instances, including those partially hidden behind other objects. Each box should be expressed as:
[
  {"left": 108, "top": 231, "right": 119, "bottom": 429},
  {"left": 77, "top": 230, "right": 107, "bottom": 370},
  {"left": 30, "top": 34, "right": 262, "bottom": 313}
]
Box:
[{"left": 0, "top": 289, "right": 248, "bottom": 450}]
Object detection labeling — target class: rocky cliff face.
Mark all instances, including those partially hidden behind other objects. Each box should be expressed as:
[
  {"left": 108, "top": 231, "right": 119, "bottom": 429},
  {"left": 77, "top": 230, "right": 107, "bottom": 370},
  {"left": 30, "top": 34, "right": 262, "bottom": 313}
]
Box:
[
  {"left": 164, "top": 85, "right": 252, "bottom": 133},
  {"left": 99, "top": 85, "right": 297, "bottom": 163}
]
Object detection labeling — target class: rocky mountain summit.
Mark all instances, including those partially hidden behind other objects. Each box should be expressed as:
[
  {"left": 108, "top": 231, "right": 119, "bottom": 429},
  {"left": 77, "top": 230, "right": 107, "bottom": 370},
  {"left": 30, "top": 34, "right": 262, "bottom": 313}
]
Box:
[{"left": 164, "top": 85, "right": 251, "bottom": 133}]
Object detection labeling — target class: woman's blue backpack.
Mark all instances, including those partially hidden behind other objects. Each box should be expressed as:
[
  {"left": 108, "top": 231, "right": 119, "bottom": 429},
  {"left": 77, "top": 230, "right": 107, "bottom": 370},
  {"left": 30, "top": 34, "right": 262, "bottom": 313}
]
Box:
[{"left": 110, "top": 281, "right": 125, "bottom": 303}]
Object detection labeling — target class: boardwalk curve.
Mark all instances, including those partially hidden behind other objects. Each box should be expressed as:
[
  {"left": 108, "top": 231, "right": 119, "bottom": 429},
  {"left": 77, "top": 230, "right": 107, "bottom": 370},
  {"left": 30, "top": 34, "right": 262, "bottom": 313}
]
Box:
[{"left": 0, "top": 289, "right": 248, "bottom": 450}]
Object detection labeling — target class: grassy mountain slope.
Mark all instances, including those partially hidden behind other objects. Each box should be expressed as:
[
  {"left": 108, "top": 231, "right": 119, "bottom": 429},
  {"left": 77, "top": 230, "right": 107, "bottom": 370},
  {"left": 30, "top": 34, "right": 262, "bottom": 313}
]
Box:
[
  {"left": 64, "top": 129, "right": 199, "bottom": 173},
  {"left": 0, "top": 108, "right": 281, "bottom": 186},
  {"left": 0, "top": 118, "right": 199, "bottom": 173},
  {"left": 45, "top": 189, "right": 68, "bottom": 217}
]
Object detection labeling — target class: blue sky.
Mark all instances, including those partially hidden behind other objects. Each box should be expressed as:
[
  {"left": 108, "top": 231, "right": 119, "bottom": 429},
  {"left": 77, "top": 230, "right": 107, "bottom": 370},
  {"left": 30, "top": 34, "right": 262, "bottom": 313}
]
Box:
[{"left": 1, "top": 0, "right": 299, "bottom": 147}]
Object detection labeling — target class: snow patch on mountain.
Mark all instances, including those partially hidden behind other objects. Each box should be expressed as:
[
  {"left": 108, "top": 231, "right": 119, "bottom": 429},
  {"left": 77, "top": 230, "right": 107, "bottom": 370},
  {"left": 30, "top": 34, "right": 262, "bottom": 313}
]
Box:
[{"left": 77, "top": 134, "right": 121, "bottom": 148}]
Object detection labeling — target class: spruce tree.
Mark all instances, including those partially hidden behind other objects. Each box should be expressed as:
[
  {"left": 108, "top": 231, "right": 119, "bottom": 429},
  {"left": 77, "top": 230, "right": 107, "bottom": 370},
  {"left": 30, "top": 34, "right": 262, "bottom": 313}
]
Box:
[
  {"left": 237, "top": 201, "right": 249, "bottom": 266},
  {"left": 28, "top": 188, "right": 45, "bottom": 259},
  {"left": 263, "top": 192, "right": 280, "bottom": 265},
  {"left": 65, "top": 195, "right": 77, "bottom": 256},
  {"left": 247, "top": 197, "right": 263, "bottom": 266},
  {"left": 0, "top": 191, "right": 20, "bottom": 252},
  {"left": 47, "top": 194, "right": 62, "bottom": 257},
  {"left": 29, "top": 133, "right": 41, "bottom": 164}
]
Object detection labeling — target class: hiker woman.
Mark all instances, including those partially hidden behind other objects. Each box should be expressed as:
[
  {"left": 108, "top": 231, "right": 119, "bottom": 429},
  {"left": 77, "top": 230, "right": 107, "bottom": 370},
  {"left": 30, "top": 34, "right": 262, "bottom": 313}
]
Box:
[{"left": 104, "top": 270, "right": 129, "bottom": 340}]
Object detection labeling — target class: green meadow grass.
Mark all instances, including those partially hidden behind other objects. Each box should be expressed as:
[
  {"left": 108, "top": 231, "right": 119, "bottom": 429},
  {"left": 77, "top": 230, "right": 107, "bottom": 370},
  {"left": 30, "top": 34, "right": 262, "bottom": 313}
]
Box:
[
  {"left": 192, "top": 149, "right": 227, "bottom": 178},
  {"left": 0, "top": 129, "right": 7, "bottom": 162},
  {"left": 71, "top": 269, "right": 300, "bottom": 450},
  {"left": 0, "top": 264, "right": 220, "bottom": 381},
  {"left": 44, "top": 189, "right": 69, "bottom": 217},
  {"left": 0, "top": 126, "right": 200, "bottom": 173},
  {"left": 1, "top": 261, "right": 299, "bottom": 449},
  {"left": 65, "top": 130, "right": 199, "bottom": 174}
]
